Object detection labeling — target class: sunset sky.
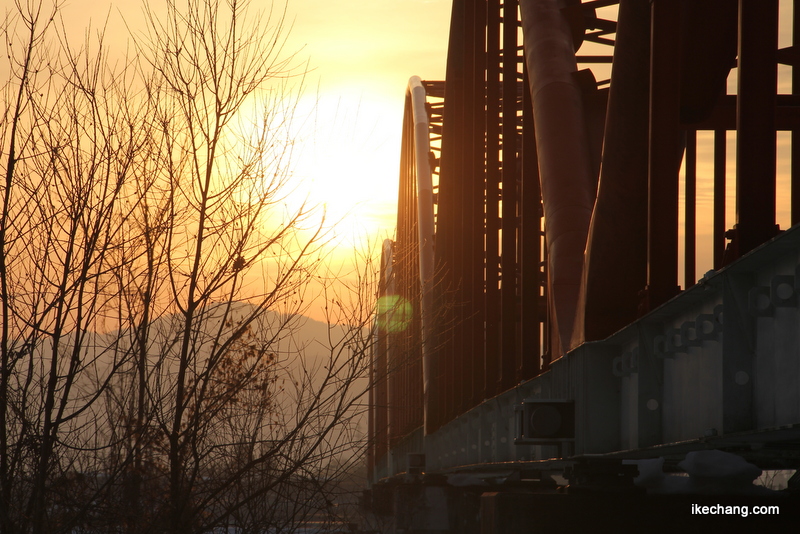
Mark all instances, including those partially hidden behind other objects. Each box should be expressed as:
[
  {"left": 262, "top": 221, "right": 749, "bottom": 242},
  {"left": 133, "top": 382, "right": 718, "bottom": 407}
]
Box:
[
  {"left": 283, "top": 3, "right": 451, "bottom": 258},
  {"left": 0, "top": 0, "right": 450, "bottom": 322},
  {"left": 278, "top": 0, "right": 452, "bottom": 248},
  {"left": 18, "top": 0, "right": 799, "bottom": 310},
  {"left": 54, "top": 0, "right": 451, "bottom": 248}
]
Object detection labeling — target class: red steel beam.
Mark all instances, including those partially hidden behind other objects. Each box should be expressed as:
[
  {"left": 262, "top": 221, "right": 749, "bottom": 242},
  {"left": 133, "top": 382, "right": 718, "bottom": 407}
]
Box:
[
  {"left": 793, "top": 0, "right": 800, "bottom": 226},
  {"left": 734, "top": 0, "right": 779, "bottom": 256},
  {"left": 684, "top": 129, "right": 697, "bottom": 289},
  {"left": 500, "top": 0, "right": 519, "bottom": 391},
  {"left": 519, "top": 66, "right": 542, "bottom": 379},
  {"left": 644, "top": 0, "right": 682, "bottom": 311},
  {"left": 485, "top": 0, "right": 502, "bottom": 400},
  {"left": 467, "top": 0, "right": 487, "bottom": 412},
  {"left": 713, "top": 130, "right": 727, "bottom": 270},
  {"left": 580, "top": 0, "right": 650, "bottom": 341}
]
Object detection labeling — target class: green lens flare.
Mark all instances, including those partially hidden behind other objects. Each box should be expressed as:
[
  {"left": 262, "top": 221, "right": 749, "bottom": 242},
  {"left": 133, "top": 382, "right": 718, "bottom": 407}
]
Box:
[{"left": 377, "top": 295, "right": 413, "bottom": 333}]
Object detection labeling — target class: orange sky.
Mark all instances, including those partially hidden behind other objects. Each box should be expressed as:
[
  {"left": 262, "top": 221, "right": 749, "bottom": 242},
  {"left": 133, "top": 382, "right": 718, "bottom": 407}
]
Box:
[
  {"left": 280, "top": 0, "right": 451, "bottom": 247},
  {"left": 18, "top": 0, "right": 799, "bottom": 316},
  {"left": 53, "top": 0, "right": 451, "bottom": 248},
  {"left": 7, "top": 0, "right": 451, "bottom": 321}
]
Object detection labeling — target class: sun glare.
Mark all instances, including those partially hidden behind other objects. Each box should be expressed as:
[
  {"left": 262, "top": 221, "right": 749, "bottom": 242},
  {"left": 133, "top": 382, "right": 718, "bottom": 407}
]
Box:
[{"left": 285, "top": 94, "right": 401, "bottom": 254}]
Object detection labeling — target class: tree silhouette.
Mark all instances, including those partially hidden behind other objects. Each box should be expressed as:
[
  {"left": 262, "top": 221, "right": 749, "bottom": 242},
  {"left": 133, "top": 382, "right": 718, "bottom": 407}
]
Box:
[{"left": 0, "top": 1, "right": 374, "bottom": 533}]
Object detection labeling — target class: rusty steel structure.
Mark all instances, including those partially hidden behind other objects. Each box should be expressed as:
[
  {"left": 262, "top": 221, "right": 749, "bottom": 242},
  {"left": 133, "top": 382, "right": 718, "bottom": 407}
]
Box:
[{"left": 366, "top": 0, "right": 800, "bottom": 530}]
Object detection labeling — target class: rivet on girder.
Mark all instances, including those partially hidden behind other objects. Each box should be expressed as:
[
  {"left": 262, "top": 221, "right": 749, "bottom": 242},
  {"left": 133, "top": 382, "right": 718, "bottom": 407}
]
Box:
[
  {"left": 695, "top": 313, "right": 721, "bottom": 341},
  {"left": 770, "top": 275, "right": 797, "bottom": 308},
  {"left": 748, "top": 286, "right": 774, "bottom": 317}
]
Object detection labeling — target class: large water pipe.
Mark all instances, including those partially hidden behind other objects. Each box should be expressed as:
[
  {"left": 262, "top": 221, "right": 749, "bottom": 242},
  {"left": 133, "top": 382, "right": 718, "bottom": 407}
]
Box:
[{"left": 518, "top": 0, "right": 596, "bottom": 355}]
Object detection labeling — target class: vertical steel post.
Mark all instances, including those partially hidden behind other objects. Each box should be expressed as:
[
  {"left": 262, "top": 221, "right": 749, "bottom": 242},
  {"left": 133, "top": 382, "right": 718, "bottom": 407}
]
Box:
[
  {"left": 367, "top": 327, "right": 375, "bottom": 481},
  {"left": 794, "top": 0, "right": 800, "bottom": 226},
  {"left": 581, "top": 0, "right": 651, "bottom": 340},
  {"left": 519, "top": 65, "right": 541, "bottom": 379},
  {"left": 468, "top": 0, "right": 487, "bottom": 411},
  {"left": 374, "top": 327, "right": 388, "bottom": 467},
  {"left": 485, "top": 0, "right": 502, "bottom": 400},
  {"left": 713, "top": 130, "right": 727, "bottom": 269},
  {"left": 376, "top": 241, "right": 392, "bottom": 460},
  {"left": 684, "top": 129, "right": 697, "bottom": 289},
  {"left": 459, "top": 0, "right": 476, "bottom": 414},
  {"left": 439, "top": 0, "right": 466, "bottom": 425},
  {"left": 437, "top": 0, "right": 491, "bottom": 424},
  {"left": 500, "top": 0, "right": 519, "bottom": 391},
  {"left": 383, "top": 240, "right": 399, "bottom": 446},
  {"left": 395, "top": 98, "right": 424, "bottom": 439},
  {"left": 735, "top": 0, "right": 778, "bottom": 255},
  {"left": 645, "top": 0, "right": 682, "bottom": 310}
]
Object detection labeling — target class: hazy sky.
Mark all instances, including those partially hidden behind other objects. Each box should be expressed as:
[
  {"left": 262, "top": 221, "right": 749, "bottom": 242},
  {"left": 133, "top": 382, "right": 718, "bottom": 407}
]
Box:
[
  {"left": 0, "top": 0, "right": 451, "bottom": 321},
  {"left": 54, "top": 0, "right": 451, "bottom": 248},
  {"left": 280, "top": 0, "right": 452, "bottom": 247},
  {"left": 23, "top": 0, "right": 798, "bottom": 300}
]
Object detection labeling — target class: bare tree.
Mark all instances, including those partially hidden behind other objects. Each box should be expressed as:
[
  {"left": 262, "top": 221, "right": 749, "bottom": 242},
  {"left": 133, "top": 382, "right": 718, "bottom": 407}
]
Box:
[
  {"left": 0, "top": 1, "right": 375, "bottom": 533},
  {"left": 0, "top": 1, "right": 151, "bottom": 531}
]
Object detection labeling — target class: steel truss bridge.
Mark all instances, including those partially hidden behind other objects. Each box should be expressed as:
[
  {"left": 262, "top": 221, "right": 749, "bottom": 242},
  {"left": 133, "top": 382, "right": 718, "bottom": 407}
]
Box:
[{"left": 366, "top": 0, "right": 800, "bottom": 531}]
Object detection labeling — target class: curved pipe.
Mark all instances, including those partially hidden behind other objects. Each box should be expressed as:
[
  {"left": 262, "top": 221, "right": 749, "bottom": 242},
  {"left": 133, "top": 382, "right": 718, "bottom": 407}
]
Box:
[
  {"left": 518, "top": 0, "right": 596, "bottom": 355},
  {"left": 407, "top": 76, "right": 436, "bottom": 434}
]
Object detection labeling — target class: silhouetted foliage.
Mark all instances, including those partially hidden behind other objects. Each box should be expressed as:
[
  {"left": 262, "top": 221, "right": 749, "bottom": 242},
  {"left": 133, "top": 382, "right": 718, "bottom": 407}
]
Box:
[{"left": 0, "top": 1, "right": 373, "bottom": 533}]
